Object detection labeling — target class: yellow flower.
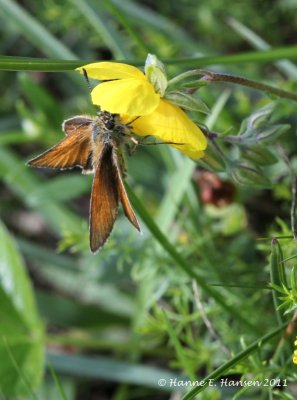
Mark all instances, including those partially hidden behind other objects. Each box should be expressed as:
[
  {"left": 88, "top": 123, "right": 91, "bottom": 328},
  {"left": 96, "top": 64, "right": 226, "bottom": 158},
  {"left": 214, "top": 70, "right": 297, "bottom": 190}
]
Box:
[
  {"left": 293, "top": 338, "right": 297, "bottom": 364},
  {"left": 76, "top": 58, "right": 207, "bottom": 159}
]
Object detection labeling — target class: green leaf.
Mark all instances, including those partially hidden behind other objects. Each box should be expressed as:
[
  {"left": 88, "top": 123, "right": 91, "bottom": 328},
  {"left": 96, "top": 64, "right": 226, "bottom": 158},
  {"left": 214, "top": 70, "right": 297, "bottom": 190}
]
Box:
[
  {"left": 270, "top": 238, "right": 288, "bottom": 325},
  {"left": 47, "top": 352, "right": 186, "bottom": 392},
  {"left": 157, "top": 157, "right": 195, "bottom": 230},
  {"left": 0, "top": 220, "right": 44, "bottom": 397},
  {"left": 165, "top": 91, "right": 209, "bottom": 114}
]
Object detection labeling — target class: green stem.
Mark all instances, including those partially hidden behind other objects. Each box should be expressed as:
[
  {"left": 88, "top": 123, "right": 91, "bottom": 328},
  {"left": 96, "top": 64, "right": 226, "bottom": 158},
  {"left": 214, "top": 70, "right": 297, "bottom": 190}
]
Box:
[
  {"left": 270, "top": 238, "right": 287, "bottom": 326},
  {"left": 168, "top": 69, "right": 297, "bottom": 103},
  {"left": 2, "top": 44, "right": 297, "bottom": 71},
  {"left": 168, "top": 45, "right": 297, "bottom": 67},
  {"left": 208, "top": 133, "right": 230, "bottom": 167},
  {"left": 47, "top": 363, "right": 68, "bottom": 400},
  {"left": 0, "top": 57, "right": 85, "bottom": 71}
]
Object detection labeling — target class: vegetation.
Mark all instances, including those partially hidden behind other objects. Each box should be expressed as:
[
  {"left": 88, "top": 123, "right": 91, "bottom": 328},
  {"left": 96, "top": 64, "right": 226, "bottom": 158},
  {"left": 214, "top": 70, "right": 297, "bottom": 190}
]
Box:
[{"left": 1, "top": 0, "right": 297, "bottom": 399}]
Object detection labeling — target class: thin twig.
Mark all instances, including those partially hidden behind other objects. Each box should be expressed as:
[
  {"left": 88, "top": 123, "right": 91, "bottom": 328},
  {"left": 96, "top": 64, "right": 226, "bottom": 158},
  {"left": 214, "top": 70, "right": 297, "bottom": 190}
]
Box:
[{"left": 192, "top": 280, "right": 230, "bottom": 356}]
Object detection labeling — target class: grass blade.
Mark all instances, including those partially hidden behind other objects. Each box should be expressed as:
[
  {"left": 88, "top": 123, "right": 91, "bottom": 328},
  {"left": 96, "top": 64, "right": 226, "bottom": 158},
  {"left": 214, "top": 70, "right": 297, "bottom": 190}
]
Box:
[
  {"left": 227, "top": 17, "right": 297, "bottom": 79},
  {"left": 100, "top": 0, "right": 149, "bottom": 55},
  {"left": 182, "top": 322, "right": 288, "bottom": 399},
  {"left": 162, "top": 310, "right": 194, "bottom": 379},
  {"left": 0, "top": 0, "right": 77, "bottom": 59},
  {"left": 47, "top": 363, "right": 68, "bottom": 400},
  {"left": 1, "top": 44, "right": 297, "bottom": 71},
  {"left": 47, "top": 352, "right": 186, "bottom": 392},
  {"left": 110, "top": 0, "right": 198, "bottom": 50},
  {"left": 69, "top": 0, "right": 132, "bottom": 59}
]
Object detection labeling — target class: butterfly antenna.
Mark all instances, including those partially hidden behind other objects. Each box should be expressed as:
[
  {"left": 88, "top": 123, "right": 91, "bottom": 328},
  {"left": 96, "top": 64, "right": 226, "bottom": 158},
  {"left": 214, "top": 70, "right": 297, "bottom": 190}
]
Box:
[
  {"left": 82, "top": 68, "right": 92, "bottom": 93},
  {"left": 82, "top": 68, "right": 101, "bottom": 112}
]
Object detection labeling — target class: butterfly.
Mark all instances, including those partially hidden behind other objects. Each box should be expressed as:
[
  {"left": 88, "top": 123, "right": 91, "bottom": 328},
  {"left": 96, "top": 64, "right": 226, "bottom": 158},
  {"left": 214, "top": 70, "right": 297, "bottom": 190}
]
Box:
[{"left": 27, "top": 111, "right": 141, "bottom": 252}]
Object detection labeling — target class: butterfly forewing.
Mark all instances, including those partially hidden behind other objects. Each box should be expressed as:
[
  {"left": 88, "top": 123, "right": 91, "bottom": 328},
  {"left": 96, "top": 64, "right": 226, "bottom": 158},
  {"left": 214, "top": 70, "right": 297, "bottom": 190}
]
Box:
[
  {"left": 90, "top": 145, "right": 119, "bottom": 252},
  {"left": 27, "top": 118, "right": 93, "bottom": 170}
]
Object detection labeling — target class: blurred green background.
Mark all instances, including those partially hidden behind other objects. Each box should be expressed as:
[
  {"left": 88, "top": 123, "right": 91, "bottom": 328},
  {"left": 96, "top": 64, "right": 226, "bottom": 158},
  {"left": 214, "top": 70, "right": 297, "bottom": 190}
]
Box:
[{"left": 1, "top": 0, "right": 297, "bottom": 399}]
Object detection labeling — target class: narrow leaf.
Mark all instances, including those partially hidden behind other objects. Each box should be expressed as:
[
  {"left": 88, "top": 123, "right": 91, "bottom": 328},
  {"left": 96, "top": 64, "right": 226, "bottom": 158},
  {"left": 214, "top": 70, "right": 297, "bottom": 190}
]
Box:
[{"left": 0, "top": 220, "right": 44, "bottom": 397}]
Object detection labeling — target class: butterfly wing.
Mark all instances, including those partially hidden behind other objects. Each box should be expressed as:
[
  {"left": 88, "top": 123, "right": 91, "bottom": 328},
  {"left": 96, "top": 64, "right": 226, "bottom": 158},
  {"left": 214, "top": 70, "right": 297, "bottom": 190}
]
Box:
[
  {"left": 112, "top": 151, "right": 141, "bottom": 232},
  {"left": 27, "top": 117, "right": 93, "bottom": 171},
  {"left": 63, "top": 116, "right": 94, "bottom": 136},
  {"left": 90, "top": 145, "right": 119, "bottom": 252}
]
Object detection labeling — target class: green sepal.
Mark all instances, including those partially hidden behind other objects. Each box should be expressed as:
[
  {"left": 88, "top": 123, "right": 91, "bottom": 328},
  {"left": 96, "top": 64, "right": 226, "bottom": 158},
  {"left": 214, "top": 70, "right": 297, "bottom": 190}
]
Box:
[
  {"left": 230, "top": 163, "right": 271, "bottom": 187},
  {"left": 255, "top": 124, "right": 290, "bottom": 144},
  {"left": 240, "top": 144, "right": 278, "bottom": 166}
]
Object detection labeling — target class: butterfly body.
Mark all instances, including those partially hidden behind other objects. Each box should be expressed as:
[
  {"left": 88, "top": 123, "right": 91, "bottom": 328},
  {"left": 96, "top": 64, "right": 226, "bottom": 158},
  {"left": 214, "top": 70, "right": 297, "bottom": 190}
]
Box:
[{"left": 28, "top": 111, "right": 140, "bottom": 252}]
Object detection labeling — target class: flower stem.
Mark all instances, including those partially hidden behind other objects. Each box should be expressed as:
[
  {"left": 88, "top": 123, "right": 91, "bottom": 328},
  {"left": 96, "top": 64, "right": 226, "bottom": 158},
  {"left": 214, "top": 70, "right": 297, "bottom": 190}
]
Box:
[{"left": 168, "top": 69, "right": 297, "bottom": 102}]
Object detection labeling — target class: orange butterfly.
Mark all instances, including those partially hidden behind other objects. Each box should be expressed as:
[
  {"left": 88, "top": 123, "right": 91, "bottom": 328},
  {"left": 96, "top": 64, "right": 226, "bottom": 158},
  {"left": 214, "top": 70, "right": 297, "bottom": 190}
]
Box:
[{"left": 28, "top": 111, "right": 141, "bottom": 252}]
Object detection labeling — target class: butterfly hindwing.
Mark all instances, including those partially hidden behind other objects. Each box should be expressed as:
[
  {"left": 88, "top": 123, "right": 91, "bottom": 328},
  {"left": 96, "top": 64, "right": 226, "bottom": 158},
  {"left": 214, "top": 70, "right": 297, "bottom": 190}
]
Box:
[
  {"left": 63, "top": 116, "right": 94, "bottom": 136},
  {"left": 112, "top": 152, "right": 141, "bottom": 232}
]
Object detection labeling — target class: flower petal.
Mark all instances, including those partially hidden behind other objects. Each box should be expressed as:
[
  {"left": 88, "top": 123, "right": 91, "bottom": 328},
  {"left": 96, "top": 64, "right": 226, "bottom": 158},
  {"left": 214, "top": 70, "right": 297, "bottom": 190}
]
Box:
[
  {"left": 91, "top": 79, "right": 160, "bottom": 116},
  {"left": 130, "top": 99, "right": 207, "bottom": 159},
  {"left": 76, "top": 62, "right": 145, "bottom": 80}
]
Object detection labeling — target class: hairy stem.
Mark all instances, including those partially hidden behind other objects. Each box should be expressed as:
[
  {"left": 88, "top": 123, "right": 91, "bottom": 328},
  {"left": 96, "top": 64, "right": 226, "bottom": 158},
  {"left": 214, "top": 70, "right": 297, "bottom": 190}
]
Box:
[{"left": 168, "top": 69, "right": 297, "bottom": 103}]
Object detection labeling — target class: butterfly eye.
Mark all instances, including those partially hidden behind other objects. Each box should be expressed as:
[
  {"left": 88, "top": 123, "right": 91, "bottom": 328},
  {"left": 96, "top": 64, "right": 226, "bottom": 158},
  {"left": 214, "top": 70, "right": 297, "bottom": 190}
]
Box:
[{"left": 100, "top": 111, "right": 115, "bottom": 130}]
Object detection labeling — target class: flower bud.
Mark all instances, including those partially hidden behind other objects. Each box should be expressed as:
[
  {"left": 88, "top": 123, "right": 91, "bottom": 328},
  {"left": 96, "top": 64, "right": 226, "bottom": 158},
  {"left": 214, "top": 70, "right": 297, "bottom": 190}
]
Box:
[{"left": 145, "top": 54, "right": 167, "bottom": 96}]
